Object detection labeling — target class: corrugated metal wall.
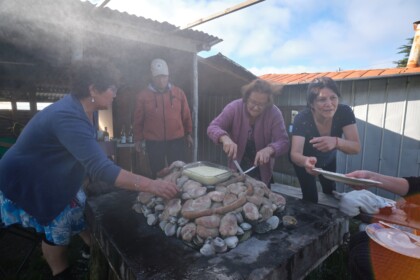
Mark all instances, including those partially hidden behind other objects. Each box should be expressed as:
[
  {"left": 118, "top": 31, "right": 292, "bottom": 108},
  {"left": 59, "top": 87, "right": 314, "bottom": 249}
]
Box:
[{"left": 198, "top": 75, "right": 420, "bottom": 199}]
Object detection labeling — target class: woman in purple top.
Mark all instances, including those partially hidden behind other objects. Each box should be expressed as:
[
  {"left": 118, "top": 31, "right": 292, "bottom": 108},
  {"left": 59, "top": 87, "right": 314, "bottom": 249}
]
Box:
[{"left": 207, "top": 79, "right": 289, "bottom": 187}]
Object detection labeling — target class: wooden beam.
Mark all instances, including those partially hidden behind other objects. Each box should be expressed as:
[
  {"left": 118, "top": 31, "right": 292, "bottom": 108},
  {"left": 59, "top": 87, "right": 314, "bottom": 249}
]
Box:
[
  {"left": 180, "top": 0, "right": 265, "bottom": 30},
  {"left": 271, "top": 183, "right": 340, "bottom": 209},
  {"left": 98, "top": 0, "right": 111, "bottom": 9}
]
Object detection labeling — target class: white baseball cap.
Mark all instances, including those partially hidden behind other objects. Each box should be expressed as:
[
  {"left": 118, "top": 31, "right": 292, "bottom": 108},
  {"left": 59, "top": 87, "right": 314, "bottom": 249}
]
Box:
[{"left": 150, "top": 58, "right": 169, "bottom": 77}]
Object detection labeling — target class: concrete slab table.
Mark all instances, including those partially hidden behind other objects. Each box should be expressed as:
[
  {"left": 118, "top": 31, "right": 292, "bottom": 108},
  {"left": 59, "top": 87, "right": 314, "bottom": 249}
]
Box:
[{"left": 85, "top": 190, "right": 349, "bottom": 280}]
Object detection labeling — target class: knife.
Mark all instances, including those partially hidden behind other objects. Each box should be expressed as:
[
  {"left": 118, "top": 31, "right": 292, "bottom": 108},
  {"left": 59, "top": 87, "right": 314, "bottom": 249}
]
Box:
[
  {"left": 233, "top": 160, "right": 245, "bottom": 174},
  {"left": 243, "top": 165, "right": 257, "bottom": 174}
]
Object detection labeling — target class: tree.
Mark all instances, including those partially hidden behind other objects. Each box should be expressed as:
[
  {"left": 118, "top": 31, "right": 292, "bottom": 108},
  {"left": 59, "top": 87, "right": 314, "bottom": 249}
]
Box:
[{"left": 393, "top": 37, "right": 413, "bottom": 67}]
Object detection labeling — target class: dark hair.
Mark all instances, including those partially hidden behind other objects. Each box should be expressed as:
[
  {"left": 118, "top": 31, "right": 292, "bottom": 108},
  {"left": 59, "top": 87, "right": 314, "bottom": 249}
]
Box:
[
  {"left": 306, "top": 77, "right": 340, "bottom": 108},
  {"left": 70, "top": 57, "right": 120, "bottom": 99},
  {"left": 241, "top": 79, "right": 282, "bottom": 106}
]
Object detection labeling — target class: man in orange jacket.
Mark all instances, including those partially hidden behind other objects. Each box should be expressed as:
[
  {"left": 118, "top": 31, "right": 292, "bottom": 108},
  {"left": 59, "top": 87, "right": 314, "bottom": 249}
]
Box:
[{"left": 133, "top": 58, "right": 193, "bottom": 178}]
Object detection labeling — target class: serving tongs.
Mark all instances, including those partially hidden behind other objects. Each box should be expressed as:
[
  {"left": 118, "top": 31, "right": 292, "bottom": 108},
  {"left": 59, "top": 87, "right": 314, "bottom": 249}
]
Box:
[
  {"left": 233, "top": 160, "right": 257, "bottom": 175},
  {"left": 379, "top": 221, "right": 420, "bottom": 246}
]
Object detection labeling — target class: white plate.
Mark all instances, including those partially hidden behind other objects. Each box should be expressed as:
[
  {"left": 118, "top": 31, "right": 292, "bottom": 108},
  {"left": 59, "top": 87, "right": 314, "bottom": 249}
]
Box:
[
  {"left": 366, "top": 223, "right": 420, "bottom": 259},
  {"left": 313, "top": 168, "right": 382, "bottom": 187}
]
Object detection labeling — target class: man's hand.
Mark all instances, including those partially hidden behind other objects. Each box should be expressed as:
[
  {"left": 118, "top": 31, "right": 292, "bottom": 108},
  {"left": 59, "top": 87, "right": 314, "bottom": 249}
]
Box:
[{"left": 186, "top": 134, "right": 193, "bottom": 148}]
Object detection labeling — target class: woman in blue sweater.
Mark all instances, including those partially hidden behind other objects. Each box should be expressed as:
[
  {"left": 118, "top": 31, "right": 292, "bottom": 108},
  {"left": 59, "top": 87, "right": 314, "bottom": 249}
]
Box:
[{"left": 0, "top": 58, "right": 178, "bottom": 279}]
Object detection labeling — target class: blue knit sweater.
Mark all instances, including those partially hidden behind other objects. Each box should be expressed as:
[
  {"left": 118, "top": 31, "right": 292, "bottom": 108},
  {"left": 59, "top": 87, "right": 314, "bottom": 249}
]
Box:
[{"left": 0, "top": 94, "right": 121, "bottom": 224}]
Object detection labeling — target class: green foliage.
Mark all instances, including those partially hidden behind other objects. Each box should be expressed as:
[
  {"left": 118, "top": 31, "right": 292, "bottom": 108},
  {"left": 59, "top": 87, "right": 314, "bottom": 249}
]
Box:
[{"left": 393, "top": 37, "right": 413, "bottom": 67}]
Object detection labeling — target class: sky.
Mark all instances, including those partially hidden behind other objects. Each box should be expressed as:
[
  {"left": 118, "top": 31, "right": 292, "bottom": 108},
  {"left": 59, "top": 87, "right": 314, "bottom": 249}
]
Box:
[{"left": 85, "top": 0, "right": 420, "bottom": 76}]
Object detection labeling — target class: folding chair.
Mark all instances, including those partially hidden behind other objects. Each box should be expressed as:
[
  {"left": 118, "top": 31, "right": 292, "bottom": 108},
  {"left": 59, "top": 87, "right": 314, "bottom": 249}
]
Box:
[{"left": 0, "top": 220, "right": 41, "bottom": 278}]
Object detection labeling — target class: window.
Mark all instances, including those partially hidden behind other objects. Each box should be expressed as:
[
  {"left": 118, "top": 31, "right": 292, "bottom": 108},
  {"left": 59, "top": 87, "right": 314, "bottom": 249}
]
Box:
[
  {"left": 37, "top": 102, "right": 53, "bottom": 111},
  {"left": 16, "top": 102, "right": 30, "bottom": 111},
  {"left": 0, "top": 101, "right": 12, "bottom": 110}
]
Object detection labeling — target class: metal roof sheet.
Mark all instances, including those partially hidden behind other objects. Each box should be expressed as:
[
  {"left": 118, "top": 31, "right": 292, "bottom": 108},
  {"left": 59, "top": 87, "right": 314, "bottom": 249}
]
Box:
[
  {"left": 93, "top": 2, "right": 221, "bottom": 46},
  {"left": 260, "top": 67, "right": 420, "bottom": 84},
  {"left": 200, "top": 53, "right": 256, "bottom": 82},
  {"left": 0, "top": 0, "right": 222, "bottom": 51}
]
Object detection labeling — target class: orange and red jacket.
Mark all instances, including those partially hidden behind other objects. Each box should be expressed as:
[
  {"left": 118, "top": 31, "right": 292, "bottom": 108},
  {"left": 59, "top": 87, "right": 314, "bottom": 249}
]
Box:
[{"left": 133, "top": 83, "right": 192, "bottom": 142}]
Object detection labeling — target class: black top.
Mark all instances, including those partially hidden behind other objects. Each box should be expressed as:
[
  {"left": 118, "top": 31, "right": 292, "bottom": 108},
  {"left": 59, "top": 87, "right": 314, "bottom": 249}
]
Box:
[
  {"left": 292, "top": 104, "right": 356, "bottom": 167},
  {"left": 405, "top": 177, "right": 420, "bottom": 197}
]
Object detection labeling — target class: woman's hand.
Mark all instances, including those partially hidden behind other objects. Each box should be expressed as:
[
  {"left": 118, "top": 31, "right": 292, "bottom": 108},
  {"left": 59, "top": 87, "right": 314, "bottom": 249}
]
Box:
[
  {"left": 344, "top": 170, "right": 374, "bottom": 190},
  {"left": 345, "top": 170, "right": 409, "bottom": 196},
  {"left": 219, "top": 135, "right": 237, "bottom": 159},
  {"left": 254, "top": 146, "right": 274, "bottom": 166},
  {"left": 149, "top": 179, "right": 179, "bottom": 200},
  {"left": 304, "top": 157, "right": 317, "bottom": 175},
  {"left": 309, "top": 136, "right": 337, "bottom": 152}
]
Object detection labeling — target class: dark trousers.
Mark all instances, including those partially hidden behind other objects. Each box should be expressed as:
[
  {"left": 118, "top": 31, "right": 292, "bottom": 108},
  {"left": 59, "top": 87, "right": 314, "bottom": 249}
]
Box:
[
  {"left": 146, "top": 137, "right": 187, "bottom": 179},
  {"left": 349, "top": 231, "right": 420, "bottom": 280},
  {"left": 292, "top": 160, "right": 336, "bottom": 203}
]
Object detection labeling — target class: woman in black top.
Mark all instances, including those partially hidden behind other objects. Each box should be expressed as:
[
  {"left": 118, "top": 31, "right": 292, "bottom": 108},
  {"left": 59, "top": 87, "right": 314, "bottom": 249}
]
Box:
[{"left": 290, "top": 77, "right": 360, "bottom": 203}]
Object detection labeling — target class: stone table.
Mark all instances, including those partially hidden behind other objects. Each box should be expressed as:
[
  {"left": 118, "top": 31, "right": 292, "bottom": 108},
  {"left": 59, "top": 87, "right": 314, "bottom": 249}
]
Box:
[{"left": 85, "top": 189, "right": 349, "bottom": 280}]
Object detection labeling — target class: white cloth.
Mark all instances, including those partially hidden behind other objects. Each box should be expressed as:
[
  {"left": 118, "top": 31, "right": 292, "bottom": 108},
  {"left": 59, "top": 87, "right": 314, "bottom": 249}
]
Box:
[{"left": 333, "top": 190, "right": 396, "bottom": 217}]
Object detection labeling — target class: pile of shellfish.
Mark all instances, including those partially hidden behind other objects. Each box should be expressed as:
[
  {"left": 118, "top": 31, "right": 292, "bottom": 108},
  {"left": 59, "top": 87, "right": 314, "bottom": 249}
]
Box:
[{"left": 132, "top": 161, "right": 286, "bottom": 256}]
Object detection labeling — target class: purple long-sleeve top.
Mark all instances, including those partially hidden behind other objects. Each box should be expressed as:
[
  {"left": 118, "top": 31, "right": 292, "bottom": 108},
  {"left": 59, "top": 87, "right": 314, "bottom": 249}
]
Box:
[{"left": 207, "top": 99, "right": 289, "bottom": 186}]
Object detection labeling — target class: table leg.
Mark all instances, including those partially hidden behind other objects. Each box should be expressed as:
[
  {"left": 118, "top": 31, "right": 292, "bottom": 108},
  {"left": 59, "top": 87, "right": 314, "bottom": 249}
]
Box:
[{"left": 89, "top": 235, "right": 110, "bottom": 280}]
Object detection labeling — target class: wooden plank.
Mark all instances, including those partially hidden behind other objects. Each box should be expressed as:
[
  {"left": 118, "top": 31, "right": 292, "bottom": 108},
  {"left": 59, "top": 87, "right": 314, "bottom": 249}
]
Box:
[{"left": 181, "top": 0, "right": 265, "bottom": 30}]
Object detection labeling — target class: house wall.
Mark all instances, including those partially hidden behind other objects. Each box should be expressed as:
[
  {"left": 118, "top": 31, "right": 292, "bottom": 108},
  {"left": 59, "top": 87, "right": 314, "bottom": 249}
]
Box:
[{"left": 197, "top": 75, "right": 420, "bottom": 199}]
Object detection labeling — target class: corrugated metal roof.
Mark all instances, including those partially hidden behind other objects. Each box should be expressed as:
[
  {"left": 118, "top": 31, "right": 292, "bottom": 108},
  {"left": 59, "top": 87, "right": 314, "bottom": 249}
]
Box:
[
  {"left": 260, "top": 67, "right": 420, "bottom": 84},
  {"left": 92, "top": 2, "right": 222, "bottom": 47},
  {"left": 200, "top": 53, "right": 257, "bottom": 82},
  {"left": 0, "top": 0, "right": 222, "bottom": 52}
]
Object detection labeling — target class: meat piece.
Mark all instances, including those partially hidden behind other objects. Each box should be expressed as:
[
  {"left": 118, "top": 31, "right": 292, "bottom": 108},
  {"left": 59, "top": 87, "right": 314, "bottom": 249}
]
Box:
[
  {"left": 207, "top": 191, "right": 225, "bottom": 202},
  {"left": 227, "top": 182, "right": 247, "bottom": 195},
  {"left": 195, "top": 215, "right": 221, "bottom": 228},
  {"left": 165, "top": 198, "right": 182, "bottom": 216},
  {"left": 196, "top": 225, "right": 219, "bottom": 239},
  {"left": 182, "top": 180, "right": 207, "bottom": 199},
  {"left": 219, "top": 213, "right": 238, "bottom": 237},
  {"left": 223, "top": 193, "right": 238, "bottom": 206},
  {"left": 243, "top": 202, "right": 260, "bottom": 221},
  {"left": 181, "top": 222, "right": 196, "bottom": 242}
]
